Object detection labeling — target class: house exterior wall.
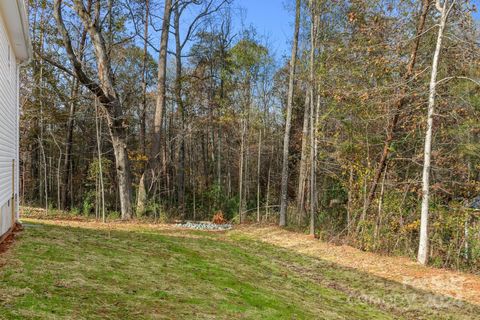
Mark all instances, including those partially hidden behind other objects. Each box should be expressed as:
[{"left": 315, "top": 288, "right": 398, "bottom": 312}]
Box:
[{"left": 0, "top": 12, "right": 20, "bottom": 237}]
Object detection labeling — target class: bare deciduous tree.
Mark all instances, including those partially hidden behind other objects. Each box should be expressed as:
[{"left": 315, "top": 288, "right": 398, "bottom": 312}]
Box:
[
  {"left": 279, "top": 0, "right": 301, "bottom": 227},
  {"left": 418, "top": 0, "right": 454, "bottom": 265},
  {"left": 54, "top": 0, "right": 134, "bottom": 219}
]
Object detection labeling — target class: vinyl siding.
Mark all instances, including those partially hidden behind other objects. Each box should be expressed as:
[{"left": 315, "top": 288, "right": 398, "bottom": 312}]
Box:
[{"left": 0, "top": 12, "right": 19, "bottom": 235}]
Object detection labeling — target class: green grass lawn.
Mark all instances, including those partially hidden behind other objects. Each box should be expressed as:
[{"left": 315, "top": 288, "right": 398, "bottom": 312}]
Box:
[{"left": 0, "top": 221, "right": 478, "bottom": 319}]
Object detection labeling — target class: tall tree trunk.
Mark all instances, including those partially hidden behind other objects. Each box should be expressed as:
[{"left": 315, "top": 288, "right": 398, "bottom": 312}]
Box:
[
  {"left": 140, "top": 0, "right": 150, "bottom": 156},
  {"left": 37, "top": 10, "right": 48, "bottom": 213},
  {"left": 266, "top": 159, "right": 271, "bottom": 220},
  {"left": 347, "top": 166, "right": 354, "bottom": 235},
  {"left": 49, "top": 133, "right": 62, "bottom": 210},
  {"left": 137, "top": 0, "right": 172, "bottom": 215},
  {"left": 189, "top": 128, "right": 196, "bottom": 220},
  {"left": 238, "top": 112, "right": 246, "bottom": 222},
  {"left": 238, "top": 74, "right": 252, "bottom": 223},
  {"left": 257, "top": 130, "right": 262, "bottom": 222},
  {"left": 296, "top": 92, "right": 310, "bottom": 217},
  {"left": 95, "top": 99, "right": 106, "bottom": 223},
  {"left": 363, "top": 0, "right": 430, "bottom": 216},
  {"left": 217, "top": 130, "right": 222, "bottom": 187},
  {"left": 61, "top": 23, "right": 88, "bottom": 210},
  {"left": 279, "top": 0, "right": 301, "bottom": 226},
  {"left": 174, "top": 5, "right": 186, "bottom": 216},
  {"left": 418, "top": 0, "right": 451, "bottom": 265},
  {"left": 61, "top": 79, "right": 78, "bottom": 210},
  {"left": 309, "top": 3, "right": 318, "bottom": 236},
  {"left": 374, "top": 165, "right": 387, "bottom": 244},
  {"left": 243, "top": 102, "right": 250, "bottom": 218}
]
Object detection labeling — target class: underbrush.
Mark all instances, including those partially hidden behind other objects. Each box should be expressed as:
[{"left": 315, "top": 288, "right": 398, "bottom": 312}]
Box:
[{"left": 22, "top": 186, "right": 480, "bottom": 275}]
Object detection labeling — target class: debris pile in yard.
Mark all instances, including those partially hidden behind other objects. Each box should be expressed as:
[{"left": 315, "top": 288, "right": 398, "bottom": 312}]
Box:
[
  {"left": 212, "top": 211, "right": 227, "bottom": 224},
  {"left": 175, "top": 221, "right": 232, "bottom": 231}
]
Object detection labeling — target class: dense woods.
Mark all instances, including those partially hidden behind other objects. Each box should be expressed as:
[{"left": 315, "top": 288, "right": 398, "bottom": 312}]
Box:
[{"left": 20, "top": 0, "right": 480, "bottom": 271}]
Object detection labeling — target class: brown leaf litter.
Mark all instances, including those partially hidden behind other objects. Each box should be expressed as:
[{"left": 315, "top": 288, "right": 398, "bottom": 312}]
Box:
[{"left": 235, "top": 225, "right": 480, "bottom": 307}]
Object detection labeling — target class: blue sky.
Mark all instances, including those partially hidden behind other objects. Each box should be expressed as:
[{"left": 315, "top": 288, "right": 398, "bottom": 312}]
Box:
[
  {"left": 474, "top": 0, "right": 480, "bottom": 19},
  {"left": 234, "top": 0, "right": 480, "bottom": 60},
  {"left": 171, "top": 0, "right": 480, "bottom": 64},
  {"left": 167, "top": 0, "right": 294, "bottom": 63},
  {"left": 235, "top": 0, "right": 292, "bottom": 59}
]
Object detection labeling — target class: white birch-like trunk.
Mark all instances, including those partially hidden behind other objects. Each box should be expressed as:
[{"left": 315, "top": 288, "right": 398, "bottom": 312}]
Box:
[{"left": 418, "top": 0, "right": 452, "bottom": 265}]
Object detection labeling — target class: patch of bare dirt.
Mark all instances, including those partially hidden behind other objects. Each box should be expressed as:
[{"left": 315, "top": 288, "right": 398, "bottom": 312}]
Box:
[
  {"left": 234, "top": 225, "right": 480, "bottom": 306},
  {"left": 0, "top": 223, "right": 23, "bottom": 256}
]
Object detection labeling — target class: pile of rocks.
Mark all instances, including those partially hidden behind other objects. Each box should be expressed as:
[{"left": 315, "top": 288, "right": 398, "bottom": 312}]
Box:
[{"left": 175, "top": 221, "right": 233, "bottom": 231}]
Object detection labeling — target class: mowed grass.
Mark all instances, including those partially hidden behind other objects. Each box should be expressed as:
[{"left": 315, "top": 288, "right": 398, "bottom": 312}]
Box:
[{"left": 0, "top": 221, "right": 478, "bottom": 319}]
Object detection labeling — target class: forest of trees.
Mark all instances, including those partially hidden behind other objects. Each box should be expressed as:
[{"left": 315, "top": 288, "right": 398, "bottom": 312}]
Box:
[{"left": 20, "top": 0, "right": 480, "bottom": 271}]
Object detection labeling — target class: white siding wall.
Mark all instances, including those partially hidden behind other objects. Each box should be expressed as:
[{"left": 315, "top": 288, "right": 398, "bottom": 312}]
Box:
[
  {"left": 0, "top": 13, "right": 19, "bottom": 236},
  {"left": 16, "top": 64, "right": 19, "bottom": 221}
]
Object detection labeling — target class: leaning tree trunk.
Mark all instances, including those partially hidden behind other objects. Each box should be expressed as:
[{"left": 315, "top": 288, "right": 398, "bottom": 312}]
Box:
[
  {"left": 418, "top": 0, "right": 451, "bottom": 265},
  {"left": 279, "top": 0, "right": 301, "bottom": 226},
  {"left": 62, "top": 23, "right": 88, "bottom": 210},
  {"left": 54, "top": 0, "right": 134, "bottom": 219},
  {"left": 363, "top": 0, "right": 430, "bottom": 217}
]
